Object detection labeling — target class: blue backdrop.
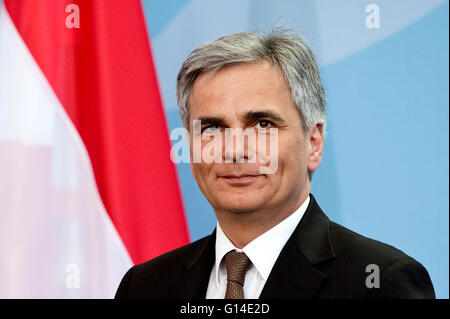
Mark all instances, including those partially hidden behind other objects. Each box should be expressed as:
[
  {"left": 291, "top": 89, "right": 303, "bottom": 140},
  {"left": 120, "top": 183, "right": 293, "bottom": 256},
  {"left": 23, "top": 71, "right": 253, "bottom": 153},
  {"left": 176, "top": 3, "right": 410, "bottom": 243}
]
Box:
[
  {"left": 1, "top": 0, "right": 445, "bottom": 298},
  {"left": 142, "top": 0, "right": 449, "bottom": 298}
]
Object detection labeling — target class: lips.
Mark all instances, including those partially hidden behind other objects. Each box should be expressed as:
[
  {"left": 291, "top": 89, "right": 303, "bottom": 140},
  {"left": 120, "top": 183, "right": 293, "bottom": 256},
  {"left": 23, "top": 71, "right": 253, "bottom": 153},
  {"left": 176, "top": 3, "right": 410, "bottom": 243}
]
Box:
[{"left": 219, "top": 174, "right": 261, "bottom": 185}]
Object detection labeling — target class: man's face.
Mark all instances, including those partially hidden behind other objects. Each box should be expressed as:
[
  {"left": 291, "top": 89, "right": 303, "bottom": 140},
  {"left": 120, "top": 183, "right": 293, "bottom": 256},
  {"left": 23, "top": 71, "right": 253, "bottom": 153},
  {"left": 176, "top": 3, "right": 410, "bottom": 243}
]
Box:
[{"left": 189, "top": 62, "right": 315, "bottom": 214}]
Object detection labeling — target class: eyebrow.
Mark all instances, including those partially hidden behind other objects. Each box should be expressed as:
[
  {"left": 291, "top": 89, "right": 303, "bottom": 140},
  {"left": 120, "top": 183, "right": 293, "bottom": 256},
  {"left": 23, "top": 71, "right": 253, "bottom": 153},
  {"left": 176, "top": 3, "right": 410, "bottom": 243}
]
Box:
[
  {"left": 195, "top": 109, "right": 287, "bottom": 128},
  {"left": 196, "top": 116, "right": 226, "bottom": 128}
]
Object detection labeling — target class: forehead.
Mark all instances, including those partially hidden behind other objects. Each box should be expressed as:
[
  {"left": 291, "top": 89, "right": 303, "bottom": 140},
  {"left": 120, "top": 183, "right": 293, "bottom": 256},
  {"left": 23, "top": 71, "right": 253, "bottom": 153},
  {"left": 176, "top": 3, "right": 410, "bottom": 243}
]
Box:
[{"left": 189, "top": 62, "right": 295, "bottom": 119}]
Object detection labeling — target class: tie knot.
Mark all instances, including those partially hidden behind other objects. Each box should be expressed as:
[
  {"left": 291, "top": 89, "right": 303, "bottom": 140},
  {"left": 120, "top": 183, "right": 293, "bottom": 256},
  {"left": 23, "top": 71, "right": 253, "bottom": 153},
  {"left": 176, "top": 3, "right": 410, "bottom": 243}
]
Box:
[{"left": 224, "top": 251, "right": 251, "bottom": 286}]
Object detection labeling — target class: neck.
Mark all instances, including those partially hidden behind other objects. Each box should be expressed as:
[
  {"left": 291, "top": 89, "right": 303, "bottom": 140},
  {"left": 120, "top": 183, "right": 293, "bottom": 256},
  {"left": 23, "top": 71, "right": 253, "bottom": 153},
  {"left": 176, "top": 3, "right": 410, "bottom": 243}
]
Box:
[{"left": 215, "top": 186, "right": 310, "bottom": 249}]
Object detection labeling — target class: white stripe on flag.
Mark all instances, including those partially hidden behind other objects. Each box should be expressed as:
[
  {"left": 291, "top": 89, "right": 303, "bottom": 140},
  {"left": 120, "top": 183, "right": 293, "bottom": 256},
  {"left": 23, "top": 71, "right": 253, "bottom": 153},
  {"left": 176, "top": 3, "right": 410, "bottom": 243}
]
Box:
[{"left": 0, "top": 4, "right": 132, "bottom": 298}]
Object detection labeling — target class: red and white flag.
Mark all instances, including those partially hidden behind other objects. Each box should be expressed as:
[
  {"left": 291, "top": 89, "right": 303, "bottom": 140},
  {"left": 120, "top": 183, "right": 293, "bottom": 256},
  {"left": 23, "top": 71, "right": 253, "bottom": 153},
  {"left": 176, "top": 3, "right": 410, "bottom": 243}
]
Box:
[{"left": 0, "top": 0, "right": 189, "bottom": 298}]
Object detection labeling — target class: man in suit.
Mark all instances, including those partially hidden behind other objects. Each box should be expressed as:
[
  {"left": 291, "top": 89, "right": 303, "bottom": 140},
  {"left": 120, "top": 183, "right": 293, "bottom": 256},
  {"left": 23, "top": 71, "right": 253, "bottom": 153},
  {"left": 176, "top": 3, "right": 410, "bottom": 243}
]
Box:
[{"left": 115, "top": 30, "right": 435, "bottom": 299}]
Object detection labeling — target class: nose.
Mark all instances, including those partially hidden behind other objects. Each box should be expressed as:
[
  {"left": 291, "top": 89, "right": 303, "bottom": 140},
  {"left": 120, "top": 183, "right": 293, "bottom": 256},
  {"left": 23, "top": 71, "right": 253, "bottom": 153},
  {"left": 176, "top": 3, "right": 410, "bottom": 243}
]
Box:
[{"left": 223, "top": 128, "right": 256, "bottom": 163}]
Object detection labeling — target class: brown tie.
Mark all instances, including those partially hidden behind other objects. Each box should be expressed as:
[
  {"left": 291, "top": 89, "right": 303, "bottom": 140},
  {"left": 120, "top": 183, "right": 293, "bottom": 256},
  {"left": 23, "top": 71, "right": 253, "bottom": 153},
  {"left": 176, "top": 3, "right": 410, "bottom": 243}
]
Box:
[{"left": 224, "top": 251, "right": 252, "bottom": 299}]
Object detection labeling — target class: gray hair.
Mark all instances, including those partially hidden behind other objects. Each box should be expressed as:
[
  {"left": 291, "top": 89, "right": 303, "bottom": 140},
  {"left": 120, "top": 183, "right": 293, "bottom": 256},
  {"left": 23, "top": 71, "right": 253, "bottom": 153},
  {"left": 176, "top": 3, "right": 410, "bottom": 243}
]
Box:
[{"left": 176, "top": 29, "right": 326, "bottom": 136}]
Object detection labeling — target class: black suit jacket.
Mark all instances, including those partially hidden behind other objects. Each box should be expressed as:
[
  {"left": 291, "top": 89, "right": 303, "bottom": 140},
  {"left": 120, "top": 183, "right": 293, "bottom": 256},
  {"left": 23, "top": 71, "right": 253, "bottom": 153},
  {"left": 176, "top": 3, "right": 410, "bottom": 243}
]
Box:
[{"left": 115, "top": 194, "right": 435, "bottom": 299}]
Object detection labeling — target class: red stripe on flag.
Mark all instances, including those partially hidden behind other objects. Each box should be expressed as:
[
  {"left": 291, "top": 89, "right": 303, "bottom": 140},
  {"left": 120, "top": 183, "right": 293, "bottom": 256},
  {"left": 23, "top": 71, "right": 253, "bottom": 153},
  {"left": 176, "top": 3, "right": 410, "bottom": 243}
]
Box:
[{"left": 5, "top": 0, "right": 190, "bottom": 264}]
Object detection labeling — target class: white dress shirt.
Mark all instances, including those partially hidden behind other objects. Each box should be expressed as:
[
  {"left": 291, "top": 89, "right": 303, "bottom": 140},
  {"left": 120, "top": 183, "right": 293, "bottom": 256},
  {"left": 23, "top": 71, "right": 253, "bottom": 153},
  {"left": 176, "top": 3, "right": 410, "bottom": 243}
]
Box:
[{"left": 205, "top": 195, "right": 310, "bottom": 299}]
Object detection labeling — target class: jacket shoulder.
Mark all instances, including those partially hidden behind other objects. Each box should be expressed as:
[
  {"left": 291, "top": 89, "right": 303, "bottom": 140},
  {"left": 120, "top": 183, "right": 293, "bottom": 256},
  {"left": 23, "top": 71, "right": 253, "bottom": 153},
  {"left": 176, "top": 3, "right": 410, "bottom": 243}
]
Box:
[
  {"left": 135, "top": 235, "right": 211, "bottom": 272},
  {"left": 115, "top": 235, "right": 211, "bottom": 299},
  {"left": 329, "top": 221, "right": 410, "bottom": 264},
  {"left": 323, "top": 221, "right": 435, "bottom": 298}
]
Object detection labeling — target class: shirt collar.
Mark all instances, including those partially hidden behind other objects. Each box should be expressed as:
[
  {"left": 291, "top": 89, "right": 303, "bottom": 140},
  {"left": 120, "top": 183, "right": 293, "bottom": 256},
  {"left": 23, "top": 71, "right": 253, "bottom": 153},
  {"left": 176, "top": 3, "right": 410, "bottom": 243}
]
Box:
[{"left": 214, "top": 195, "right": 310, "bottom": 286}]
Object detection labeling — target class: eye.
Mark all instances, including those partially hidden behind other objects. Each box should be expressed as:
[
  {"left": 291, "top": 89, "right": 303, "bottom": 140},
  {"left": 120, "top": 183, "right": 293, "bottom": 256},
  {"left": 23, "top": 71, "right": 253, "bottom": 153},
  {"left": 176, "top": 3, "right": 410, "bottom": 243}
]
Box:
[{"left": 256, "top": 120, "right": 273, "bottom": 129}]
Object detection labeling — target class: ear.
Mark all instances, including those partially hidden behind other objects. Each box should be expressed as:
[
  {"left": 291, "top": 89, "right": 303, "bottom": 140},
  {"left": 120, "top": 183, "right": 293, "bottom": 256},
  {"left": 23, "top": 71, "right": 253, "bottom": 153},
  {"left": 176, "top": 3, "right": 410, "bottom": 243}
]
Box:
[{"left": 307, "top": 123, "right": 324, "bottom": 172}]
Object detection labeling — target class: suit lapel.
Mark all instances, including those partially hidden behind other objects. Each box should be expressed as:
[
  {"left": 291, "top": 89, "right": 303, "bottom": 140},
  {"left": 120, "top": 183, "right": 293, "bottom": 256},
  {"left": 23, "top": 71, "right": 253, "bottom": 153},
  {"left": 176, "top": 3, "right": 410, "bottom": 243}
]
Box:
[
  {"left": 259, "top": 194, "right": 336, "bottom": 299},
  {"left": 177, "top": 194, "right": 335, "bottom": 299},
  {"left": 178, "top": 229, "right": 216, "bottom": 298}
]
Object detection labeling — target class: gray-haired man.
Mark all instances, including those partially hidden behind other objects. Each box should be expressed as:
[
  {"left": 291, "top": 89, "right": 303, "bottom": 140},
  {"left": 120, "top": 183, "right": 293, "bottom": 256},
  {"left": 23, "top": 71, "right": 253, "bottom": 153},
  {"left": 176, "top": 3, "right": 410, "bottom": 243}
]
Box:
[{"left": 115, "top": 30, "right": 435, "bottom": 299}]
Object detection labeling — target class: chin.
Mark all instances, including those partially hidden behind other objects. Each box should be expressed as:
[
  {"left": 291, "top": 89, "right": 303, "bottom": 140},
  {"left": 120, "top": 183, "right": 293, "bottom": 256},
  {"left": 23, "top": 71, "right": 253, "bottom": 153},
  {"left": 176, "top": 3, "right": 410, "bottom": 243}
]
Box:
[{"left": 217, "top": 196, "right": 268, "bottom": 213}]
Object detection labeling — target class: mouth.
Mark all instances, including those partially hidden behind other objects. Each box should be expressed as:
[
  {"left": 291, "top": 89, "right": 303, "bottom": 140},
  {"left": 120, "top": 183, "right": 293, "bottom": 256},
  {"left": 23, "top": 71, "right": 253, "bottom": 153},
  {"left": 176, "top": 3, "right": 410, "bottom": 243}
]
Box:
[{"left": 219, "top": 174, "right": 261, "bottom": 186}]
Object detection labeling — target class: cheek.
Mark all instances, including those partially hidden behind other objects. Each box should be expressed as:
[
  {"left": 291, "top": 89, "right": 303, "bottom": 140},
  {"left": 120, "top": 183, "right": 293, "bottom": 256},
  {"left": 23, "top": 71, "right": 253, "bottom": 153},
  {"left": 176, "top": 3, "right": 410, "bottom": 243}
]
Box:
[
  {"left": 191, "top": 162, "right": 214, "bottom": 189},
  {"left": 278, "top": 136, "right": 308, "bottom": 176}
]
